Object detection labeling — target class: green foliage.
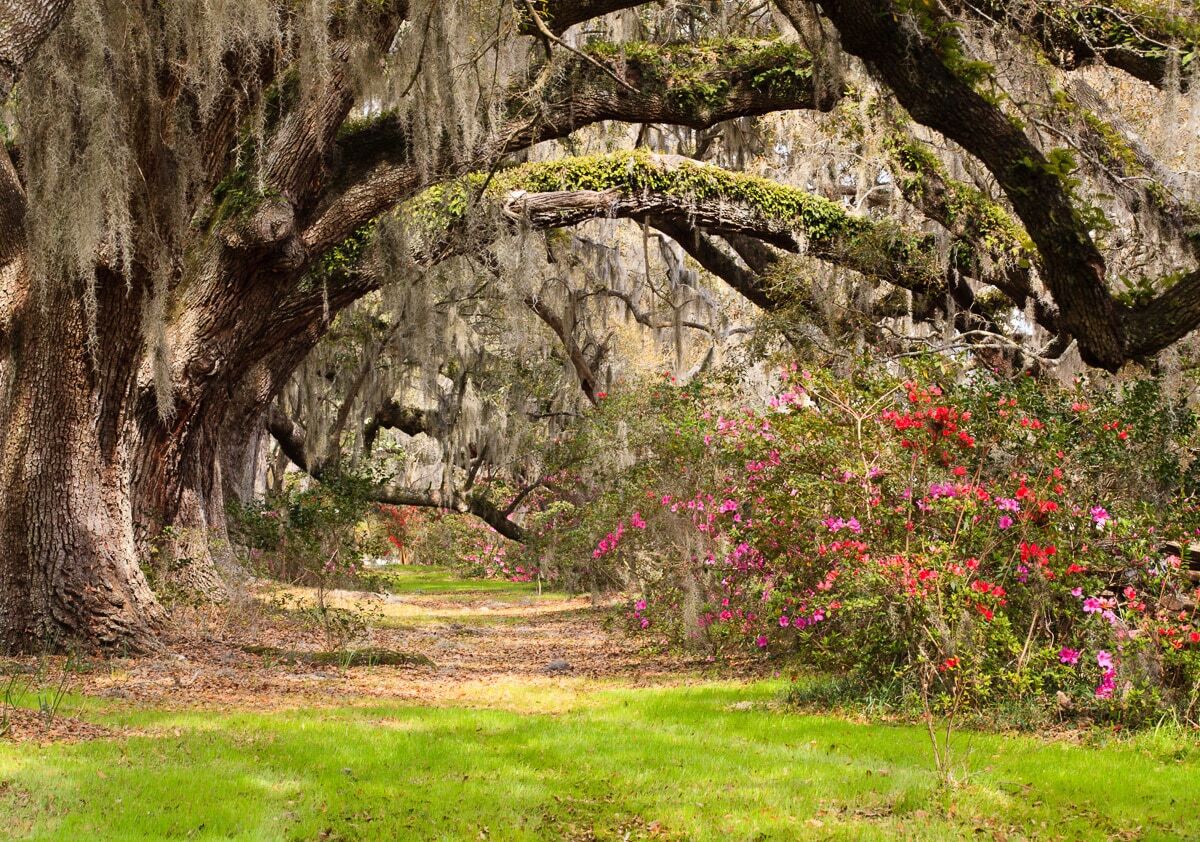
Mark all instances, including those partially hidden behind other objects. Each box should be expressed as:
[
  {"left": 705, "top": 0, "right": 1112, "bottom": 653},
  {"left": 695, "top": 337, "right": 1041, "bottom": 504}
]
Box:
[
  {"left": 1047, "top": 0, "right": 1200, "bottom": 66},
  {"left": 580, "top": 38, "right": 813, "bottom": 110},
  {"left": 1018, "top": 147, "right": 1113, "bottom": 235},
  {"left": 228, "top": 472, "right": 393, "bottom": 650},
  {"left": 204, "top": 151, "right": 273, "bottom": 228},
  {"left": 895, "top": 0, "right": 998, "bottom": 94},
  {"left": 1115, "top": 271, "right": 1185, "bottom": 308},
  {"left": 316, "top": 221, "right": 378, "bottom": 279}
]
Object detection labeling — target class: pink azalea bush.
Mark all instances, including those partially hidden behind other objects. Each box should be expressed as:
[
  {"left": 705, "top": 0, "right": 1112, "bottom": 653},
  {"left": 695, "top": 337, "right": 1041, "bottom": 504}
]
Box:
[{"left": 580, "top": 366, "right": 1200, "bottom": 726}]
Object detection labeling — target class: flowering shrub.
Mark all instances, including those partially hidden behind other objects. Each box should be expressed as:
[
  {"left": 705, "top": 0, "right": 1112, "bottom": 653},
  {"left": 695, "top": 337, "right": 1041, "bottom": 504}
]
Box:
[
  {"left": 589, "top": 366, "right": 1200, "bottom": 726},
  {"left": 377, "top": 504, "right": 420, "bottom": 561}
]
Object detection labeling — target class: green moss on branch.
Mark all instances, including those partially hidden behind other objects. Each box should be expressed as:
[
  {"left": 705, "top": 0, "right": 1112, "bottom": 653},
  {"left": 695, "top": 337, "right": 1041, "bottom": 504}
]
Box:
[
  {"left": 578, "top": 38, "right": 813, "bottom": 110},
  {"left": 409, "top": 150, "right": 940, "bottom": 292},
  {"left": 884, "top": 133, "right": 1033, "bottom": 262}
]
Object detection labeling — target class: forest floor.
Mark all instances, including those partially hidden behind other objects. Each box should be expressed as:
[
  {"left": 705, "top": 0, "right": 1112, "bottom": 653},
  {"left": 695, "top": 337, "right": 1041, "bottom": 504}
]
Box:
[{"left": 1, "top": 566, "right": 1199, "bottom": 840}]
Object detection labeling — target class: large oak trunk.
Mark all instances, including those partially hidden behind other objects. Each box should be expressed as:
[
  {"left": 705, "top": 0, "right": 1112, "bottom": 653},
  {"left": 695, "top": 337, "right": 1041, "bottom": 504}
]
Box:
[
  {"left": 0, "top": 273, "right": 164, "bottom": 653},
  {"left": 127, "top": 257, "right": 296, "bottom": 602}
]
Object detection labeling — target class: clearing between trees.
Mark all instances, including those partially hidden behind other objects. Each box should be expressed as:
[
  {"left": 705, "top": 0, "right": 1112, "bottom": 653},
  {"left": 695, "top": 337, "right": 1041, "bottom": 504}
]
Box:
[{"left": 0, "top": 566, "right": 1196, "bottom": 841}]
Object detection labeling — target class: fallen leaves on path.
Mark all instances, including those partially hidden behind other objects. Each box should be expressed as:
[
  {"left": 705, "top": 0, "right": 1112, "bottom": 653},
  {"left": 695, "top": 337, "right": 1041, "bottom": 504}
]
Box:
[
  {"left": 0, "top": 707, "right": 122, "bottom": 745},
  {"left": 1, "top": 579, "right": 758, "bottom": 731}
]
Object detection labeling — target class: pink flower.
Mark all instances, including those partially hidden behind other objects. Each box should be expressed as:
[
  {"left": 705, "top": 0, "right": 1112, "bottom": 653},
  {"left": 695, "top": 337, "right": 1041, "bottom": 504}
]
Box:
[
  {"left": 1083, "top": 597, "right": 1102, "bottom": 614},
  {"left": 997, "top": 497, "right": 1021, "bottom": 513},
  {"left": 1090, "top": 506, "right": 1111, "bottom": 528},
  {"left": 1059, "top": 647, "right": 1080, "bottom": 665},
  {"left": 824, "top": 516, "right": 863, "bottom": 534},
  {"left": 635, "top": 599, "right": 647, "bottom": 611},
  {"left": 1096, "top": 650, "right": 1113, "bottom": 669},
  {"left": 998, "top": 515, "right": 1014, "bottom": 530},
  {"left": 755, "top": 635, "right": 768, "bottom": 648},
  {"left": 640, "top": 618, "right": 650, "bottom": 629},
  {"left": 631, "top": 511, "right": 647, "bottom": 529},
  {"left": 779, "top": 615, "right": 790, "bottom": 627}
]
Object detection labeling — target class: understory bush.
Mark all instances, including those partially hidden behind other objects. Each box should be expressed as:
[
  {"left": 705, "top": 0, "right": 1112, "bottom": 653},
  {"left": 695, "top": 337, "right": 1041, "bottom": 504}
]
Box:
[
  {"left": 577, "top": 363, "right": 1200, "bottom": 727},
  {"left": 404, "top": 509, "right": 537, "bottom": 581},
  {"left": 227, "top": 473, "right": 390, "bottom": 649}
]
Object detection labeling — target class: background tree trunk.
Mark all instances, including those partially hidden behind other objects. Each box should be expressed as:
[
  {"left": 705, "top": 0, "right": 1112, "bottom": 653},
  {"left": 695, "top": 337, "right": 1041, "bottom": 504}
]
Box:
[{"left": 132, "top": 413, "right": 234, "bottom": 601}]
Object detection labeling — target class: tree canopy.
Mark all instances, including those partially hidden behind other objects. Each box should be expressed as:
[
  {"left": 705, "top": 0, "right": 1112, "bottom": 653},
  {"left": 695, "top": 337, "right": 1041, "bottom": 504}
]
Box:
[{"left": 3, "top": 0, "right": 1200, "bottom": 652}]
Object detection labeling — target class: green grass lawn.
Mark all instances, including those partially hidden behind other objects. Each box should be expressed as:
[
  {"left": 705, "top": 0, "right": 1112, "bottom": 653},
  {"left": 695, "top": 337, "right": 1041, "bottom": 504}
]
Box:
[
  {"left": 366, "top": 565, "right": 555, "bottom": 598},
  {"left": 2, "top": 680, "right": 1197, "bottom": 840}
]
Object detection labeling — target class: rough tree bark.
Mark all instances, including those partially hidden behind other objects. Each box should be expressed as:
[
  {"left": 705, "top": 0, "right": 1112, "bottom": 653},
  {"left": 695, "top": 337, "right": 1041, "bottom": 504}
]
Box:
[
  {"left": 0, "top": 271, "right": 164, "bottom": 653},
  {"left": 0, "top": 0, "right": 74, "bottom": 100}
]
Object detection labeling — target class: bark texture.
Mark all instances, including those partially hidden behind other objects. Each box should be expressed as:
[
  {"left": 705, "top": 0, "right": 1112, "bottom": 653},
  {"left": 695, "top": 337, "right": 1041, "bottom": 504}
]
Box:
[
  {"left": 0, "top": 271, "right": 164, "bottom": 652},
  {"left": 0, "top": 0, "right": 73, "bottom": 99}
]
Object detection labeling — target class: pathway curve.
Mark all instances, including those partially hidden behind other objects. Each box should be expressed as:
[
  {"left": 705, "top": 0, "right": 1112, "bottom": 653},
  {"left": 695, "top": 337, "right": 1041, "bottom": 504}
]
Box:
[{"left": 50, "top": 574, "right": 720, "bottom": 712}]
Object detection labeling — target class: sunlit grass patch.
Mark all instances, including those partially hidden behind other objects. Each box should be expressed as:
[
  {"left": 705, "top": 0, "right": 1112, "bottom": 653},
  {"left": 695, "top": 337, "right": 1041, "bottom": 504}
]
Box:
[
  {"left": 2, "top": 681, "right": 1197, "bottom": 840},
  {"left": 363, "top": 565, "right": 557, "bottom": 598}
]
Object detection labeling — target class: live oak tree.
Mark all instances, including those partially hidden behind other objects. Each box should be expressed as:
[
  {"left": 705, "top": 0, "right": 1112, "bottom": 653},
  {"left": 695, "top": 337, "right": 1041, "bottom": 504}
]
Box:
[{"left": 3, "top": 0, "right": 1200, "bottom": 652}]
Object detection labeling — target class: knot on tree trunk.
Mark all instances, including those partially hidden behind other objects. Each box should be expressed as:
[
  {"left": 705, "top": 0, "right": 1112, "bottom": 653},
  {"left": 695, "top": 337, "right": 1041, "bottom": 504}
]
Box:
[{"left": 222, "top": 199, "right": 298, "bottom": 253}]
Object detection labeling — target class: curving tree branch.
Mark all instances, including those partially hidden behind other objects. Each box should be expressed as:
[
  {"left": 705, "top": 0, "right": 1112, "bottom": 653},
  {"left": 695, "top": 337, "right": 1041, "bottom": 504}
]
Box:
[
  {"left": 265, "top": 406, "right": 526, "bottom": 541},
  {"left": 301, "top": 37, "right": 830, "bottom": 256},
  {"left": 783, "top": 0, "right": 1129, "bottom": 367},
  {"left": 949, "top": 0, "right": 1200, "bottom": 91},
  {"left": 0, "top": 0, "right": 73, "bottom": 100}
]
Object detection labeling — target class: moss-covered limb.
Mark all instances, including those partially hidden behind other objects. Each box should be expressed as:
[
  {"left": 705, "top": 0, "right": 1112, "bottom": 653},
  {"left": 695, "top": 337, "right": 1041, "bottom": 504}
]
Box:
[
  {"left": 265, "top": 17, "right": 404, "bottom": 208},
  {"left": 884, "top": 131, "right": 1031, "bottom": 260},
  {"left": 304, "top": 37, "right": 829, "bottom": 259},
  {"left": 575, "top": 38, "right": 819, "bottom": 111},
  {"left": 497, "top": 37, "right": 829, "bottom": 153},
  {"left": 411, "top": 150, "right": 943, "bottom": 295},
  {"left": 882, "top": 130, "right": 1063, "bottom": 335},
  {"left": 950, "top": 0, "right": 1200, "bottom": 89},
  {"left": 794, "top": 0, "right": 1130, "bottom": 369},
  {"left": 1046, "top": 82, "right": 1200, "bottom": 241}
]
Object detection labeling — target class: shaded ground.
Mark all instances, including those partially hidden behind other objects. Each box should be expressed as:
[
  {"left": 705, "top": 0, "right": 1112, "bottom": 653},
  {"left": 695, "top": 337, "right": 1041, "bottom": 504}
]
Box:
[{"left": 2, "top": 567, "right": 716, "bottom": 720}]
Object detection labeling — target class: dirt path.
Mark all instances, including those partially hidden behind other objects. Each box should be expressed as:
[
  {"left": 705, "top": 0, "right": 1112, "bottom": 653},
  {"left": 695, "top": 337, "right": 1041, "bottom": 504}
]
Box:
[{"left": 2, "top": 578, "right": 723, "bottom": 719}]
